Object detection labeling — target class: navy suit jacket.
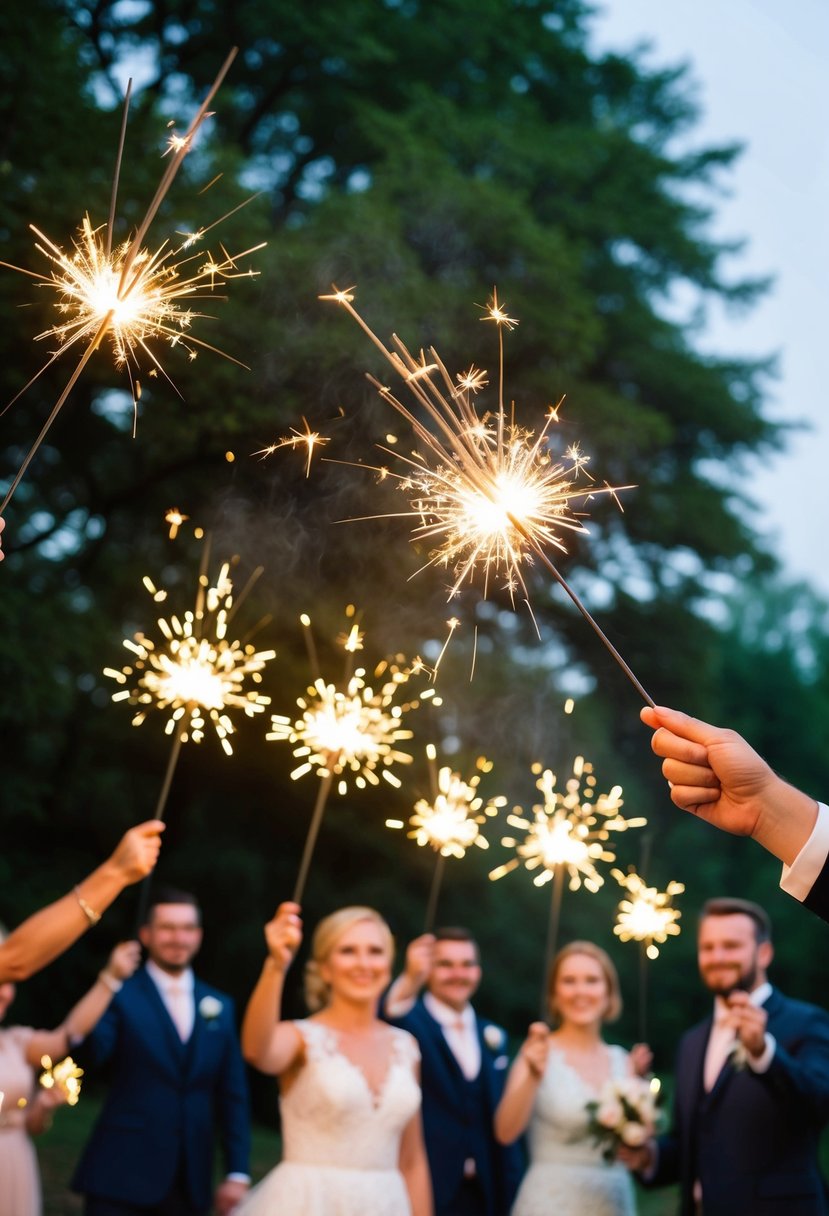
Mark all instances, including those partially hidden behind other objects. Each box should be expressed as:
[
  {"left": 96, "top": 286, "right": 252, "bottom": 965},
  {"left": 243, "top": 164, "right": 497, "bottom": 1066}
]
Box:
[
  {"left": 72, "top": 967, "right": 250, "bottom": 1212},
  {"left": 391, "top": 998, "right": 524, "bottom": 1216},
  {"left": 651, "top": 987, "right": 829, "bottom": 1216},
  {"left": 804, "top": 859, "right": 829, "bottom": 923}
]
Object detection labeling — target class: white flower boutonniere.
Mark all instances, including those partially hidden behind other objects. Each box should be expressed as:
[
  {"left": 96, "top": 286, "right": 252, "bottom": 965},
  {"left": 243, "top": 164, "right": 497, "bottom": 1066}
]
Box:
[
  {"left": 483, "top": 1024, "right": 506, "bottom": 1052},
  {"left": 728, "top": 1039, "right": 750, "bottom": 1072},
  {"left": 199, "top": 995, "right": 223, "bottom": 1023}
]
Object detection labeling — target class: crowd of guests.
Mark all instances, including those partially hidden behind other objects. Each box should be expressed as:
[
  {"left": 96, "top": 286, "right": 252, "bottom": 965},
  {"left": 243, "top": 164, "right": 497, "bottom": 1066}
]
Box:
[{"left": 3, "top": 708, "right": 829, "bottom": 1216}]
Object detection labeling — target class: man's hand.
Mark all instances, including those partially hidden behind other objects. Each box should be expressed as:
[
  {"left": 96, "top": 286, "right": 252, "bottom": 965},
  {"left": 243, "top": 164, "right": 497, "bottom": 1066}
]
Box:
[
  {"left": 726, "top": 991, "right": 768, "bottom": 1058},
  {"left": 109, "top": 821, "right": 165, "bottom": 883},
  {"left": 404, "top": 934, "right": 435, "bottom": 989},
  {"left": 617, "top": 1141, "right": 655, "bottom": 1173},
  {"left": 264, "top": 902, "right": 302, "bottom": 971},
  {"left": 214, "top": 1178, "right": 249, "bottom": 1216}
]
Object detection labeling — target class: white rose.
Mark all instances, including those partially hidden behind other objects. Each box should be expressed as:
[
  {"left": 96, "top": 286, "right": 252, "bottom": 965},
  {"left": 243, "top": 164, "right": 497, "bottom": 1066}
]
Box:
[
  {"left": 620, "top": 1121, "right": 649, "bottom": 1147},
  {"left": 596, "top": 1099, "right": 624, "bottom": 1129},
  {"left": 199, "top": 995, "right": 223, "bottom": 1021},
  {"left": 483, "top": 1024, "right": 505, "bottom": 1051}
]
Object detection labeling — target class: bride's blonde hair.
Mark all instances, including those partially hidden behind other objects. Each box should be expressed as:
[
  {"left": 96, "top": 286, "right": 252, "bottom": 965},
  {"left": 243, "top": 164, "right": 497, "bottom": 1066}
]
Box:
[{"left": 304, "top": 906, "right": 394, "bottom": 1012}]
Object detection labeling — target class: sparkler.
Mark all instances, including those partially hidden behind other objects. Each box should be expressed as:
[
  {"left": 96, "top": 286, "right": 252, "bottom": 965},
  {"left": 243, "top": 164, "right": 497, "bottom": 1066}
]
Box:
[
  {"left": 39, "top": 1055, "right": 84, "bottom": 1107},
  {"left": 387, "top": 745, "right": 506, "bottom": 929},
  {"left": 104, "top": 534, "right": 276, "bottom": 823},
  {"left": 0, "top": 48, "right": 265, "bottom": 514},
  {"left": 267, "top": 608, "right": 432, "bottom": 903},
  {"left": 322, "top": 286, "right": 653, "bottom": 703},
  {"left": 254, "top": 417, "right": 331, "bottom": 477},
  {"left": 613, "top": 865, "right": 684, "bottom": 1040},
  {"left": 489, "top": 756, "right": 646, "bottom": 1018}
]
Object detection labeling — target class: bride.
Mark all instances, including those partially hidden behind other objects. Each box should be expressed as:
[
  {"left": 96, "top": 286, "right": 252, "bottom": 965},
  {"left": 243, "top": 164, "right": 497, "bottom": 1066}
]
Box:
[
  {"left": 239, "top": 901, "right": 432, "bottom": 1216},
  {"left": 494, "top": 941, "right": 650, "bottom": 1216}
]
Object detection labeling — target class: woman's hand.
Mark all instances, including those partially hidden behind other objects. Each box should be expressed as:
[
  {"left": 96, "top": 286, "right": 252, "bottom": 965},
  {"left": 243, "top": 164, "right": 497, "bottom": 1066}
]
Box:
[{"left": 264, "top": 902, "right": 302, "bottom": 970}]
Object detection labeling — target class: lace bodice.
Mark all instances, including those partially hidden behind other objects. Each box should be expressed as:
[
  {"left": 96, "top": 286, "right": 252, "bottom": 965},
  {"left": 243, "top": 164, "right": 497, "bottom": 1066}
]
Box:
[
  {"left": 280, "top": 1020, "right": 422, "bottom": 1171},
  {"left": 511, "top": 1044, "right": 637, "bottom": 1216}
]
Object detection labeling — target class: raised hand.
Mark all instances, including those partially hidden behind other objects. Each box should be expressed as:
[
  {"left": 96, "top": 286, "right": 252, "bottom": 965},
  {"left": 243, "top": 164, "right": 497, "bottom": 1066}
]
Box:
[
  {"left": 629, "top": 1042, "right": 653, "bottom": 1078},
  {"left": 520, "top": 1022, "right": 551, "bottom": 1079},
  {"left": 109, "top": 820, "right": 165, "bottom": 882},
  {"left": 404, "top": 934, "right": 436, "bottom": 989},
  {"left": 264, "top": 902, "right": 302, "bottom": 970},
  {"left": 106, "top": 940, "right": 142, "bottom": 982}
]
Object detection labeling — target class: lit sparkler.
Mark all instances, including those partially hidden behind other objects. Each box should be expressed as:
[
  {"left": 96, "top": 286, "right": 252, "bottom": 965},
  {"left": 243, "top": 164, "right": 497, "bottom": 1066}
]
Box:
[
  {"left": 490, "top": 755, "right": 646, "bottom": 1017},
  {"left": 104, "top": 535, "right": 276, "bottom": 821},
  {"left": 612, "top": 867, "right": 684, "bottom": 960},
  {"left": 387, "top": 745, "right": 506, "bottom": 928},
  {"left": 39, "top": 1055, "right": 83, "bottom": 1107},
  {"left": 0, "top": 48, "right": 265, "bottom": 514},
  {"left": 165, "top": 508, "right": 189, "bottom": 539},
  {"left": 322, "top": 286, "right": 652, "bottom": 703},
  {"left": 267, "top": 608, "right": 433, "bottom": 902}
]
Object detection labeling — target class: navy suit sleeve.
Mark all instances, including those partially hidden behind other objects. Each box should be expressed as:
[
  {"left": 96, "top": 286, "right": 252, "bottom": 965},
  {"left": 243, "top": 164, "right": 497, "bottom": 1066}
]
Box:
[
  {"left": 803, "top": 857, "right": 829, "bottom": 925},
  {"left": 215, "top": 999, "right": 251, "bottom": 1177},
  {"left": 761, "top": 1005, "right": 829, "bottom": 1123}
]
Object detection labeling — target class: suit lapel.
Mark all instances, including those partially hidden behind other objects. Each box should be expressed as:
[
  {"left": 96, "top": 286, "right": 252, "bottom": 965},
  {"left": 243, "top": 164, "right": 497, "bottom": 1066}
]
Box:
[
  {"left": 416, "top": 1000, "right": 467, "bottom": 1085},
  {"left": 136, "top": 967, "right": 188, "bottom": 1064}
]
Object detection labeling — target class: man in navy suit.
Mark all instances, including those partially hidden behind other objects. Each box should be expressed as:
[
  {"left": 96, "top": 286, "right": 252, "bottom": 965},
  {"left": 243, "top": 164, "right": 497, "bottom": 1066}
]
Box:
[
  {"left": 625, "top": 897, "right": 829, "bottom": 1215},
  {"left": 72, "top": 887, "right": 251, "bottom": 1216},
  {"left": 385, "top": 927, "right": 524, "bottom": 1216}
]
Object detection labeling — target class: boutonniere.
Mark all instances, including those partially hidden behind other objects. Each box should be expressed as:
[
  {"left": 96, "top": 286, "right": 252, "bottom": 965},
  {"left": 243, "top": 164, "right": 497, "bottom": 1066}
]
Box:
[
  {"left": 728, "top": 1039, "right": 749, "bottom": 1071},
  {"left": 483, "top": 1024, "right": 506, "bottom": 1052},
  {"left": 198, "top": 995, "right": 223, "bottom": 1023}
]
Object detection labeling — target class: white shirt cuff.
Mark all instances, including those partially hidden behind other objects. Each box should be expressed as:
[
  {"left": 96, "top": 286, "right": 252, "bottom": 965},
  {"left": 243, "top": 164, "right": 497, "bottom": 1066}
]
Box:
[
  {"left": 746, "top": 1032, "right": 776, "bottom": 1074},
  {"left": 225, "top": 1174, "right": 251, "bottom": 1184},
  {"left": 780, "top": 802, "right": 829, "bottom": 901}
]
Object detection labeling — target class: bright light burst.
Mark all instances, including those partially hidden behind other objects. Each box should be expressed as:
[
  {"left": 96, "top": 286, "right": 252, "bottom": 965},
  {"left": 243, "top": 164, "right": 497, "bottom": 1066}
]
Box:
[
  {"left": 0, "top": 49, "right": 265, "bottom": 514},
  {"left": 266, "top": 611, "right": 434, "bottom": 796},
  {"left": 104, "top": 549, "right": 276, "bottom": 756},
  {"left": 321, "top": 285, "right": 627, "bottom": 606},
  {"left": 389, "top": 745, "right": 506, "bottom": 858},
  {"left": 612, "top": 867, "right": 684, "bottom": 959},
  {"left": 489, "top": 757, "right": 646, "bottom": 892},
  {"left": 39, "top": 1055, "right": 83, "bottom": 1107}
]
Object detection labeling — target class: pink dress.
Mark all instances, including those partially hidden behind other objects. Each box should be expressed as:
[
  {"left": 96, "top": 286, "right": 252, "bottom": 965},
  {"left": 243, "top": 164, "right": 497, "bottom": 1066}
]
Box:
[{"left": 0, "top": 1026, "right": 40, "bottom": 1216}]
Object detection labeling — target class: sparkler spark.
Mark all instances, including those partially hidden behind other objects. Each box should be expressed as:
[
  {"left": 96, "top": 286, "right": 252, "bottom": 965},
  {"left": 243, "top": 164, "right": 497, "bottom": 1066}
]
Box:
[
  {"left": 0, "top": 48, "right": 265, "bottom": 514},
  {"left": 253, "top": 417, "right": 330, "bottom": 477},
  {"left": 267, "top": 613, "right": 430, "bottom": 797},
  {"left": 390, "top": 746, "right": 506, "bottom": 858},
  {"left": 612, "top": 867, "right": 684, "bottom": 959},
  {"left": 165, "top": 508, "right": 189, "bottom": 539},
  {"left": 489, "top": 757, "right": 646, "bottom": 892},
  {"left": 39, "top": 1055, "right": 83, "bottom": 1107},
  {"left": 322, "top": 286, "right": 653, "bottom": 703},
  {"left": 104, "top": 546, "right": 275, "bottom": 757}
]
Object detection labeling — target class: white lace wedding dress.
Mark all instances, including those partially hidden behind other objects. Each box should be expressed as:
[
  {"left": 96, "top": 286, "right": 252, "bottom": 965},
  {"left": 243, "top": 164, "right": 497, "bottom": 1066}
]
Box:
[
  {"left": 238, "top": 1019, "right": 422, "bottom": 1216},
  {"left": 511, "top": 1045, "right": 637, "bottom": 1216}
]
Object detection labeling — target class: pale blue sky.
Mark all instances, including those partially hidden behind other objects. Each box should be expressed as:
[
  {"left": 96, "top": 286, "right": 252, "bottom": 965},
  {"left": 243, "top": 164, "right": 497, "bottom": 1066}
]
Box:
[{"left": 593, "top": 0, "right": 829, "bottom": 596}]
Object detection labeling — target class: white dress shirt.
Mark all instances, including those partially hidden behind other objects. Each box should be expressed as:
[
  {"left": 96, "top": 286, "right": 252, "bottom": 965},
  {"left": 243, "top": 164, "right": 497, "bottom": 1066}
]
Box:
[
  {"left": 146, "top": 960, "right": 195, "bottom": 1041},
  {"left": 422, "top": 992, "right": 481, "bottom": 1081},
  {"left": 781, "top": 801, "right": 829, "bottom": 901}
]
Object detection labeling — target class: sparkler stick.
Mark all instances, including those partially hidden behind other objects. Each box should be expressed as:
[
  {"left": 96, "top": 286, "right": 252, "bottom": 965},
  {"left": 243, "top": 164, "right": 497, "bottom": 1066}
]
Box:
[
  {"left": 612, "top": 863, "right": 684, "bottom": 1040},
  {"left": 267, "top": 609, "right": 431, "bottom": 904},
  {"left": 386, "top": 745, "right": 506, "bottom": 929},
  {"left": 322, "top": 286, "right": 653, "bottom": 701},
  {"left": 489, "top": 756, "right": 646, "bottom": 1019},
  {"left": 0, "top": 48, "right": 264, "bottom": 515}
]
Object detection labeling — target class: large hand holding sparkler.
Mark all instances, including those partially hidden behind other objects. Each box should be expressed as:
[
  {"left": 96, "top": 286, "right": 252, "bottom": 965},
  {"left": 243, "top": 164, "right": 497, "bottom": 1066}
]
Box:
[
  {"left": 322, "top": 286, "right": 653, "bottom": 702},
  {"left": 0, "top": 49, "right": 264, "bottom": 516}
]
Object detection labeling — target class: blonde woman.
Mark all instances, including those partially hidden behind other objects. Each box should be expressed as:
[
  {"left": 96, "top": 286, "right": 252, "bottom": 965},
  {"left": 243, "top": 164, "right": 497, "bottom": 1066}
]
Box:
[
  {"left": 0, "top": 937, "right": 140, "bottom": 1216},
  {"left": 240, "top": 901, "right": 432, "bottom": 1216},
  {"left": 495, "top": 942, "right": 651, "bottom": 1216}
]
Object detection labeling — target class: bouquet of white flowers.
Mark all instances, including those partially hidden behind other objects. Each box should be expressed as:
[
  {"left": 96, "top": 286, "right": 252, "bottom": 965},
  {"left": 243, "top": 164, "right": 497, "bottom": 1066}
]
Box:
[{"left": 585, "top": 1075, "right": 662, "bottom": 1162}]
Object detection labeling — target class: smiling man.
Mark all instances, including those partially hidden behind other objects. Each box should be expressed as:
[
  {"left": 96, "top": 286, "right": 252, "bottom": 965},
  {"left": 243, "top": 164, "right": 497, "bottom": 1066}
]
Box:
[
  {"left": 72, "top": 887, "right": 251, "bottom": 1216},
  {"left": 385, "top": 927, "right": 524, "bottom": 1216},
  {"left": 626, "top": 897, "right": 829, "bottom": 1216}
]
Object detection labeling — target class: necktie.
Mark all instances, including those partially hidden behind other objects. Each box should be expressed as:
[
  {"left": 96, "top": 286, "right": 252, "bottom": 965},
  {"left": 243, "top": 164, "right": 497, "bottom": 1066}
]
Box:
[
  {"left": 167, "top": 983, "right": 191, "bottom": 1041},
  {"left": 703, "top": 1012, "right": 735, "bottom": 1091},
  {"left": 446, "top": 1017, "right": 478, "bottom": 1080}
]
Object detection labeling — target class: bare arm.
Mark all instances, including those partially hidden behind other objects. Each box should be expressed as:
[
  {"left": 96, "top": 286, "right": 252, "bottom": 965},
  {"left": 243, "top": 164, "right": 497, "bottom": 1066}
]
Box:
[
  {"left": 641, "top": 706, "right": 818, "bottom": 865},
  {"left": 0, "top": 822, "right": 164, "bottom": 983},
  {"left": 494, "top": 1023, "right": 549, "bottom": 1144},
  {"left": 383, "top": 934, "right": 435, "bottom": 1016},
  {"left": 398, "top": 1108, "right": 433, "bottom": 1216},
  {"left": 241, "top": 902, "right": 304, "bottom": 1075},
  {"left": 23, "top": 941, "right": 141, "bottom": 1066}
]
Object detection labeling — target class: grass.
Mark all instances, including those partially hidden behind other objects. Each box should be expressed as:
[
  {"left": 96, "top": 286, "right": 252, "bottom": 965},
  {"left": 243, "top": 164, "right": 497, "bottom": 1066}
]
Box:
[{"left": 38, "top": 1093, "right": 679, "bottom": 1215}]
